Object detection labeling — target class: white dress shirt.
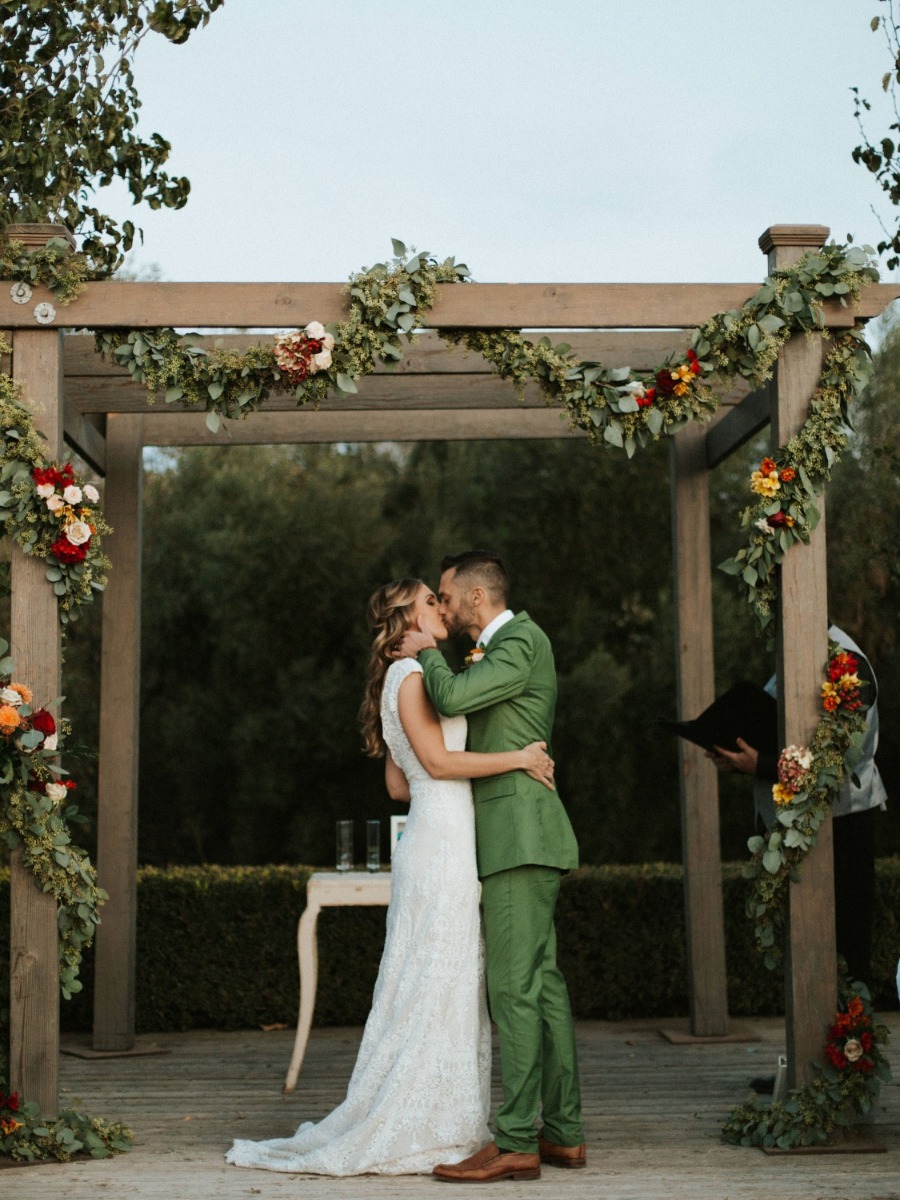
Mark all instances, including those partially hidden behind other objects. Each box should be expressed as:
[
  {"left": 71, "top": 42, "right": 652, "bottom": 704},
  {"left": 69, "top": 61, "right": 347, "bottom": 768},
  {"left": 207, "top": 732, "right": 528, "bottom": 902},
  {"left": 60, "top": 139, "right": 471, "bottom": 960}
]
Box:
[{"left": 477, "top": 609, "right": 515, "bottom": 648}]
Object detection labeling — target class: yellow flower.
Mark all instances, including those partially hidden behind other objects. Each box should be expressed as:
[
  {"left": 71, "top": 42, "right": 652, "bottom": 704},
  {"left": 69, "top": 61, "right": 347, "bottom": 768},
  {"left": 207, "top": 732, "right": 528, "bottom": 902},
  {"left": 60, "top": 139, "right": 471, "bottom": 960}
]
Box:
[
  {"left": 750, "top": 471, "right": 781, "bottom": 498},
  {"left": 838, "top": 673, "right": 861, "bottom": 692},
  {"left": 772, "top": 782, "right": 796, "bottom": 807},
  {"left": 673, "top": 381, "right": 690, "bottom": 396}
]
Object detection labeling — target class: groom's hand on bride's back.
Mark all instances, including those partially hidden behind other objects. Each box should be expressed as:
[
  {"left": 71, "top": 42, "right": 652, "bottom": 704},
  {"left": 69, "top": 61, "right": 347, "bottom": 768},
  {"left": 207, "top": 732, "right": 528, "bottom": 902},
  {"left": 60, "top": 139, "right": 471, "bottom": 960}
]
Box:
[{"left": 393, "top": 627, "right": 437, "bottom": 658}]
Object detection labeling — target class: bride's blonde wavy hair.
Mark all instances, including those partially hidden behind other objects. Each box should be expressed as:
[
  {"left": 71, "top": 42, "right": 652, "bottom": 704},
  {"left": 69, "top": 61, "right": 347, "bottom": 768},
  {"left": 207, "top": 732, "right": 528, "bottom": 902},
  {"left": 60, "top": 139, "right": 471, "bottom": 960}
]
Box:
[{"left": 359, "top": 577, "right": 424, "bottom": 758}]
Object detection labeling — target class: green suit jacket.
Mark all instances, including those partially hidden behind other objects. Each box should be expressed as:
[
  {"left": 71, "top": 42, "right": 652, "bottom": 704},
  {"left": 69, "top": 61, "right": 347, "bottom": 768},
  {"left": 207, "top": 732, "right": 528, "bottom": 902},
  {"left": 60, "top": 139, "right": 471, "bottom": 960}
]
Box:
[{"left": 419, "top": 612, "right": 579, "bottom": 878}]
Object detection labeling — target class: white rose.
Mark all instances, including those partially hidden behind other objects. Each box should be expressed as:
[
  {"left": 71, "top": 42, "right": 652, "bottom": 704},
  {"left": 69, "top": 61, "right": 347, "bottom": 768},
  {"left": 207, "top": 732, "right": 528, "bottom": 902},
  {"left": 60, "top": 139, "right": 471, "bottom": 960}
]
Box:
[
  {"left": 313, "top": 348, "right": 333, "bottom": 371},
  {"left": 0, "top": 687, "right": 22, "bottom": 707},
  {"left": 305, "top": 321, "right": 326, "bottom": 339},
  {"left": 844, "top": 1038, "right": 864, "bottom": 1062},
  {"left": 64, "top": 520, "right": 92, "bottom": 546},
  {"left": 623, "top": 380, "right": 646, "bottom": 398},
  {"left": 47, "top": 495, "right": 65, "bottom": 513},
  {"left": 83, "top": 484, "right": 100, "bottom": 503},
  {"left": 36, "top": 483, "right": 55, "bottom": 499},
  {"left": 63, "top": 485, "right": 83, "bottom": 505},
  {"left": 45, "top": 782, "right": 67, "bottom": 802},
  {"left": 755, "top": 517, "right": 774, "bottom": 535},
  {"left": 43, "top": 732, "right": 58, "bottom": 751},
  {"left": 321, "top": 332, "right": 335, "bottom": 351}
]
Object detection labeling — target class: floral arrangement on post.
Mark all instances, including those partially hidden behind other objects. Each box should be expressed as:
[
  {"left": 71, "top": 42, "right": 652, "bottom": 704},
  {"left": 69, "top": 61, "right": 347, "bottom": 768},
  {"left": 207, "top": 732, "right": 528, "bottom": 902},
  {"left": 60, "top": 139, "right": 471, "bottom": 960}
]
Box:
[
  {"left": 741, "top": 644, "right": 871, "bottom": 969},
  {"left": 724, "top": 983, "right": 891, "bottom": 1149},
  {"left": 0, "top": 335, "right": 110, "bottom": 624},
  {"left": 0, "top": 640, "right": 129, "bottom": 1162}
]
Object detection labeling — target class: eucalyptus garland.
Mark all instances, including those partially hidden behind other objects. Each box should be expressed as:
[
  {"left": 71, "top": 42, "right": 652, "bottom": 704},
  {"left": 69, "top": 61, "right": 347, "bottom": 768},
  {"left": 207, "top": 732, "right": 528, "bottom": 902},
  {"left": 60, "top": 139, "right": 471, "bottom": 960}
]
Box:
[
  {"left": 0, "top": 236, "right": 92, "bottom": 304},
  {"left": 723, "top": 981, "right": 891, "bottom": 1149},
  {"left": 0, "top": 335, "right": 111, "bottom": 624}
]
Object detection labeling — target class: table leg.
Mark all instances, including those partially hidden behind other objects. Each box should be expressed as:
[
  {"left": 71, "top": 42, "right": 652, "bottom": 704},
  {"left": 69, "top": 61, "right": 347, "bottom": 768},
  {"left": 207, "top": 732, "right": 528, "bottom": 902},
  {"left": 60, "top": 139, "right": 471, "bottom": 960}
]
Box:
[{"left": 283, "top": 898, "right": 321, "bottom": 1092}]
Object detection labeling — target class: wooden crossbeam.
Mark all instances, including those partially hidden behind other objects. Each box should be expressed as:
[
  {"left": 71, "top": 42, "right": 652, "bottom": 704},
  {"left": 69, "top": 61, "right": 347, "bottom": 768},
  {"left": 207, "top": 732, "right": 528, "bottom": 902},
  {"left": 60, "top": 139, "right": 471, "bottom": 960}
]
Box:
[
  {"left": 704, "top": 387, "right": 771, "bottom": 467},
  {"left": 5, "top": 280, "right": 897, "bottom": 329}
]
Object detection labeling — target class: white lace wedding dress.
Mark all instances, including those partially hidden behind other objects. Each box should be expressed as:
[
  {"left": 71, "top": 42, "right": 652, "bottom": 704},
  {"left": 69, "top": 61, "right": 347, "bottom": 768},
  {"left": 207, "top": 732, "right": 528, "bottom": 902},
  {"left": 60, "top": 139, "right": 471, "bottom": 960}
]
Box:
[{"left": 226, "top": 657, "right": 491, "bottom": 1175}]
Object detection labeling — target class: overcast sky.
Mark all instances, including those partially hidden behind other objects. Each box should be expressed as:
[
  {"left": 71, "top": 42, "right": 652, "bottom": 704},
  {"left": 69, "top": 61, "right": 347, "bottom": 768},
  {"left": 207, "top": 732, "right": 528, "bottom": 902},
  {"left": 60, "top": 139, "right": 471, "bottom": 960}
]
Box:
[{"left": 107, "top": 0, "right": 894, "bottom": 289}]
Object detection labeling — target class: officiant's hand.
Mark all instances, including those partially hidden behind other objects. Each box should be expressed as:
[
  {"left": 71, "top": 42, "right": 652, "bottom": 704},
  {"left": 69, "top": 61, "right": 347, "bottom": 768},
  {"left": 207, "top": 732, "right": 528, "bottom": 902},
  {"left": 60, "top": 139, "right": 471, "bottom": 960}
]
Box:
[
  {"left": 393, "top": 625, "right": 438, "bottom": 658},
  {"left": 706, "top": 738, "right": 758, "bottom": 776}
]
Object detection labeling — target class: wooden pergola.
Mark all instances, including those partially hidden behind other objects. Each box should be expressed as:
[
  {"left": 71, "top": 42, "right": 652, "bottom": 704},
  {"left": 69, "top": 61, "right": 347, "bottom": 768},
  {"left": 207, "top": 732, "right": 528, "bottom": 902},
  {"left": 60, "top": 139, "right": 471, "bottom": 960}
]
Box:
[{"left": 4, "top": 224, "right": 898, "bottom": 1119}]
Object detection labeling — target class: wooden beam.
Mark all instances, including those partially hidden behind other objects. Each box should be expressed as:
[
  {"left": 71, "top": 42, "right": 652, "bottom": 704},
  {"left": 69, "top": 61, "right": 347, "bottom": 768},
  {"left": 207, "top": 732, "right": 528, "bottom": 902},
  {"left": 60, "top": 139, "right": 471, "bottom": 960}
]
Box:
[
  {"left": 63, "top": 399, "right": 106, "bottom": 475},
  {"left": 763, "top": 225, "right": 836, "bottom": 1091},
  {"left": 65, "top": 371, "right": 751, "bottom": 418},
  {"left": 670, "top": 421, "right": 729, "bottom": 1037},
  {"left": 63, "top": 329, "right": 695, "bottom": 377},
  {"left": 704, "top": 387, "right": 771, "bottom": 467},
  {"left": 93, "top": 415, "right": 144, "bottom": 1051},
  {"left": 9, "top": 329, "right": 62, "bottom": 1118},
  {"left": 140, "top": 407, "right": 585, "bottom": 446},
  {"left": 3, "top": 280, "right": 896, "bottom": 331}
]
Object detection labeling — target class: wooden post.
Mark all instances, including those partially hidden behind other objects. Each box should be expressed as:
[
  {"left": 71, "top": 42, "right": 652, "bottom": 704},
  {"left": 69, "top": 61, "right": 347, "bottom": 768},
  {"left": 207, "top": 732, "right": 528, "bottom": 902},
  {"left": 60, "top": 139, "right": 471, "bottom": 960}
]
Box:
[
  {"left": 93, "top": 414, "right": 143, "bottom": 1051},
  {"left": 9, "top": 328, "right": 63, "bottom": 1117},
  {"left": 760, "top": 224, "right": 835, "bottom": 1089},
  {"left": 670, "top": 423, "right": 729, "bottom": 1036}
]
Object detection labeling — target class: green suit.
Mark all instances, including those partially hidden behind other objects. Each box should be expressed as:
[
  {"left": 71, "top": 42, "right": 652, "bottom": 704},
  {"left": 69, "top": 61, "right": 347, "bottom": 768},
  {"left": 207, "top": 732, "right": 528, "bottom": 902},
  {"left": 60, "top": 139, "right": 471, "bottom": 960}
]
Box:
[{"left": 419, "top": 612, "right": 583, "bottom": 1153}]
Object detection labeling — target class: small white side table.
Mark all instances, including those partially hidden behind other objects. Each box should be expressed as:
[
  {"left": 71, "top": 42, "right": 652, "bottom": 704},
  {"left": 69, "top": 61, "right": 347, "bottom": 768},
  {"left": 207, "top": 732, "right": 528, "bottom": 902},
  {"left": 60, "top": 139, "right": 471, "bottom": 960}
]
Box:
[{"left": 283, "top": 870, "right": 392, "bottom": 1092}]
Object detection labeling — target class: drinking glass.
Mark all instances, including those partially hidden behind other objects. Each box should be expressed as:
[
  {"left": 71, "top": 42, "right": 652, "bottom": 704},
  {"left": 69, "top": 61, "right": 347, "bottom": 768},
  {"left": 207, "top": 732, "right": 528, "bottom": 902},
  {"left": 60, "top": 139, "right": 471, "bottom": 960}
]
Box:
[
  {"left": 336, "top": 820, "right": 353, "bottom": 872},
  {"left": 366, "top": 819, "right": 381, "bottom": 873}
]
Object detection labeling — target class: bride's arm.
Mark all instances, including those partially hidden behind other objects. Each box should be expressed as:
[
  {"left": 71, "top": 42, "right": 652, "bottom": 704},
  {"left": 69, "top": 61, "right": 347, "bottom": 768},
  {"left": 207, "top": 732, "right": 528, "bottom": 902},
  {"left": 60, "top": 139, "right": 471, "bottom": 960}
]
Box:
[
  {"left": 397, "top": 673, "right": 555, "bottom": 789},
  {"left": 385, "top": 750, "right": 411, "bottom": 802}
]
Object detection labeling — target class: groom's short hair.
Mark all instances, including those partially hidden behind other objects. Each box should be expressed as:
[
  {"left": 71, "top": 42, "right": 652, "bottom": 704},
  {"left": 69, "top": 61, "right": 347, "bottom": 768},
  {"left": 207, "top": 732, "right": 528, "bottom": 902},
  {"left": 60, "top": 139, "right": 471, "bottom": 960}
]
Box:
[{"left": 441, "top": 551, "right": 509, "bottom": 605}]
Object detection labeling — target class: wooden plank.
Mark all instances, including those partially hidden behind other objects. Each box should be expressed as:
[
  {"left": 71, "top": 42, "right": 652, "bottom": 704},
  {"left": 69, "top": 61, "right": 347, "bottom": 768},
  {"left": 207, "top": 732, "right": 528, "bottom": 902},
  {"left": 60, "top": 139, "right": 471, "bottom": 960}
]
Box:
[
  {"left": 63, "top": 398, "right": 106, "bottom": 475},
  {"left": 63, "top": 329, "right": 695, "bottom": 377},
  {"left": 66, "top": 373, "right": 752, "bottom": 417},
  {"left": 764, "top": 228, "right": 836, "bottom": 1092},
  {"left": 670, "top": 421, "right": 729, "bottom": 1037},
  {"left": 9, "top": 329, "right": 62, "bottom": 1118},
  {"left": 93, "top": 415, "right": 144, "bottom": 1051},
  {"left": 140, "top": 408, "right": 585, "bottom": 446},
  {"left": 704, "top": 386, "right": 771, "bottom": 467},
  {"left": 23, "top": 1016, "right": 897, "bottom": 1200},
  {"left": 3, "top": 279, "right": 897, "bottom": 329}
]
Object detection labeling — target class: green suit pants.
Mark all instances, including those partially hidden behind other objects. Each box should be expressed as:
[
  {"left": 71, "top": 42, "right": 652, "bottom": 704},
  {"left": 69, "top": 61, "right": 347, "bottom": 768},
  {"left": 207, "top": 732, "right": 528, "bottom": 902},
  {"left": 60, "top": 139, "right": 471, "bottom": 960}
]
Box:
[{"left": 481, "top": 865, "right": 583, "bottom": 1153}]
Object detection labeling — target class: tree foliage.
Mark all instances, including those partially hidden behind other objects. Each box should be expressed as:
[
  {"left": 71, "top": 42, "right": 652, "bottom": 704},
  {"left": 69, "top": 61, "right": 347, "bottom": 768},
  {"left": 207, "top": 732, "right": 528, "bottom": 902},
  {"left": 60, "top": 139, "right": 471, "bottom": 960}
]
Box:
[
  {"left": 853, "top": 2, "right": 900, "bottom": 268},
  {"left": 0, "top": 0, "right": 223, "bottom": 275}
]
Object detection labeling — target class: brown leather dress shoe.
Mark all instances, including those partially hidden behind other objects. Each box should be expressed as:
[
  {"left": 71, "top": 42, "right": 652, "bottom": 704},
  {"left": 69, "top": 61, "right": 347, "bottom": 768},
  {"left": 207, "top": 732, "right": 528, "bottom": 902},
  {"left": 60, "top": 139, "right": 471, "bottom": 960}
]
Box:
[
  {"left": 538, "top": 1134, "right": 587, "bottom": 1168},
  {"left": 433, "top": 1141, "right": 541, "bottom": 1183}
]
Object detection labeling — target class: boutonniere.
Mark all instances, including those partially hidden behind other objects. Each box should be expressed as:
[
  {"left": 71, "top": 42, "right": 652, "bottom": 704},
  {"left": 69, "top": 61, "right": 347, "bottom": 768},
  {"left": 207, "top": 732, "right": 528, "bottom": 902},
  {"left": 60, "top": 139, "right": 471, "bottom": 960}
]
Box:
[{"left": 463, "top": 647, "right": 485, "bottom": 669}]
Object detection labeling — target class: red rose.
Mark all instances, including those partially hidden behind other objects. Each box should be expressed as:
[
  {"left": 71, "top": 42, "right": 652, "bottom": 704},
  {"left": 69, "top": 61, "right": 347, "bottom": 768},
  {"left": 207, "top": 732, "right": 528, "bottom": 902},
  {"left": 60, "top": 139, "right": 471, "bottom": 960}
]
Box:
[
  {"left": 50, "top": 536, "right": 88, "bottom": 565},
  {"left": 768, "top": 510, "right": 788, "bottom": 527},
  {"left": 826, "top": 1043, "right": 847, "bottom": 1069},
  {"left": 31, "top": 709, "right": 56, "bottom": 736},
  {"left": 0, "top": 1091, "right": 19, "bottom": 1112},
  {"left": 655, "top": 369, "right": 676, "bottom": 395}
]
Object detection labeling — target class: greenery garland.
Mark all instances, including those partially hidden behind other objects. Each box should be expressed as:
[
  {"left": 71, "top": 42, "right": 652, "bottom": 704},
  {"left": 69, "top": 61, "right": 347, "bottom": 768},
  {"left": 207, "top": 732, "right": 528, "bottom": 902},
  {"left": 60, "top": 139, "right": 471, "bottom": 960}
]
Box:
[
  {"left": 723, "top": 981, "right": 891, "bottom": 1149},
  {"left": 0, "top": 335, "right": 111, "bottom": 625},
  {"left": 0, "top": 237, "right": 92, "bottom": 304},
  {"left": 0, "top": 1089, "right": 132, "bottom": 1163},
  {"left": 0, "top": 638, "right": 107, "bottom": 999}
]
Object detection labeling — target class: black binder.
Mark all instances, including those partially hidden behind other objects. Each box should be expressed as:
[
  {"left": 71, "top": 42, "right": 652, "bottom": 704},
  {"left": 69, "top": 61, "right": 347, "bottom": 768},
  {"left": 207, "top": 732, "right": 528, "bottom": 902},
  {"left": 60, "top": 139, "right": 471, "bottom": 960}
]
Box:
[{"left": 659, "top": 680, "right": 778, "bottom": 757}]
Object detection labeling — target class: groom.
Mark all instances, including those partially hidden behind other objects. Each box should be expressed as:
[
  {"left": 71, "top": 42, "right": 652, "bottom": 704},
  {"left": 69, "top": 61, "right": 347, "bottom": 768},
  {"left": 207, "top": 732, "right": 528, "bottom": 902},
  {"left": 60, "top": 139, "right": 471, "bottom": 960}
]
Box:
[{"left": 396, "top": 551, "right": 584, "bottom": 1183}]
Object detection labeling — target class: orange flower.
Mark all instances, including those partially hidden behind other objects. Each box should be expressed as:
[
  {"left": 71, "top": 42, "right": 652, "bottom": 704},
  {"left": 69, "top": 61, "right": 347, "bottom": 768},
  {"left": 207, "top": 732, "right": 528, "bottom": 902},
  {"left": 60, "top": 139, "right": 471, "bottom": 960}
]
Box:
[
  {"left": 0, "top": 704, "right": 22, "bottom": 734},
  {"left": 772, "top": 782, "right": 796, "bottom": 807},
  {"left": 780, "top": 467, "right": 796, "bottom": 482},
  {"left": 760, "top": 457, "right": 777, "bottom": 475},
  {"left": 847, "top": 997, "right": 864, "bottom": 1019},
  {"left": 823, "top": 693, "right": 839, "bottom": 713},
  {"left": 8, "top": 682, "right": 32, "bottom": 705}
]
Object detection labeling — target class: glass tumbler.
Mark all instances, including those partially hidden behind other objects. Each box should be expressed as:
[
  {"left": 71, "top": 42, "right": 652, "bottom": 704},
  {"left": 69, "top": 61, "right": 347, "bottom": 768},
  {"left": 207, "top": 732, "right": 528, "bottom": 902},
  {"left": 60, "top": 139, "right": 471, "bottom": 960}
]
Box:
[
  {"left": 336, "top": 820, "right": 353, "bottom": 872},
  {"left": 366, "top": 819, "right": 381, "bottom": 872}
]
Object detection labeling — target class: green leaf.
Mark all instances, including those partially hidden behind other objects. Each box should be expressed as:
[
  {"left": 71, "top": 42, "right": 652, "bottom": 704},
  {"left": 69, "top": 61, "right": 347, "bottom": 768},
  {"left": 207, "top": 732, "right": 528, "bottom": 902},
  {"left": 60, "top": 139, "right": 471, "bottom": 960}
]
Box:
[
  {"left": 207, "top": 381, "right": 224, "bottom": 401},
  {"left": 164, "top": 386, "right": 184, "bottom": 404},
  {"left": 763, "top": 848, "right": 783, "bottom": 874},
  {"left": 397, "top": 288, "right": 416, "bottom": 306},
  {"left": 335, "top": 373, "right": 358, "bottom": 394},
  {"left": 205, "top": 411, "right": 221, "bottom": 434},
  {"left": 646, "top": 407, "right": 664, "bottom": 436},
  {"left": 603, "top": 423, "right": 624, "bottom": 448},
  {"left": 391, "top": 238, "right": 407, "bottom": 258}
]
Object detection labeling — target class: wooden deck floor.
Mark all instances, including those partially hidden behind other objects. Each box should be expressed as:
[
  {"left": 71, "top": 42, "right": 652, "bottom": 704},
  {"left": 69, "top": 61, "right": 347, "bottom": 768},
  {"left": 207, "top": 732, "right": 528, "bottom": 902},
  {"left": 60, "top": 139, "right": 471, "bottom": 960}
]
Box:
[{"left": 5, "top": 1015, "right": 899, "bottom": 1200}]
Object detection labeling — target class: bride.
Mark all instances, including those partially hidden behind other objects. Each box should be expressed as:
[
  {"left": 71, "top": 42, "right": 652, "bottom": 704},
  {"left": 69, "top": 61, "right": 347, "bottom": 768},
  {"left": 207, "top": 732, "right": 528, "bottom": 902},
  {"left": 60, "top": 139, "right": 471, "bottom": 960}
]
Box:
[{"left": 226, "top": 577, "right": 555, "bottom": 1175}]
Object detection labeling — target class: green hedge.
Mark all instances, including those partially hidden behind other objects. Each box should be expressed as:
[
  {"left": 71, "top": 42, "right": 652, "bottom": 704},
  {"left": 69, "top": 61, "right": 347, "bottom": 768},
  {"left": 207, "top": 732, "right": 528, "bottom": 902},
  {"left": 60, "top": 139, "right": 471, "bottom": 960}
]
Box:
[{"left": 1, "top": 860, "right": 898, "bottom": 1032}]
